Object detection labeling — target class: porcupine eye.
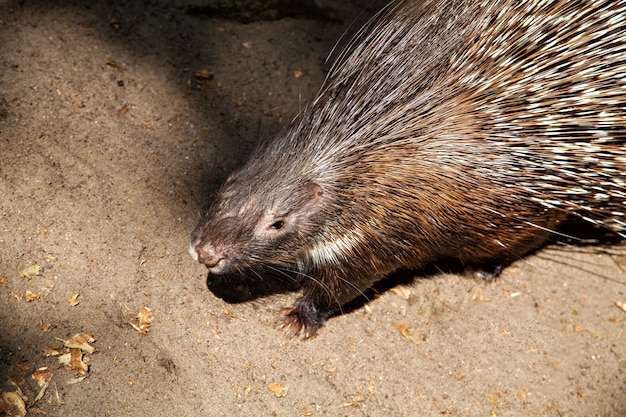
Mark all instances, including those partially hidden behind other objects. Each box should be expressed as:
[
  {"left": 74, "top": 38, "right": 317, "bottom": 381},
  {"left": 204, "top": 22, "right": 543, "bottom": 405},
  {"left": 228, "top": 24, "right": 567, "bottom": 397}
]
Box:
[{"left": 269, "top": 220, "right": 285, "bottom": 230}]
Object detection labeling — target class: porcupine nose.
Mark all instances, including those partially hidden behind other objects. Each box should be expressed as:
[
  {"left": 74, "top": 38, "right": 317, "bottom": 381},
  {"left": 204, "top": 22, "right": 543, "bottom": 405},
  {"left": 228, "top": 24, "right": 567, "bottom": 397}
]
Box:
[{"left": 191, "top": 242, "right": 226, "bottom": 272}]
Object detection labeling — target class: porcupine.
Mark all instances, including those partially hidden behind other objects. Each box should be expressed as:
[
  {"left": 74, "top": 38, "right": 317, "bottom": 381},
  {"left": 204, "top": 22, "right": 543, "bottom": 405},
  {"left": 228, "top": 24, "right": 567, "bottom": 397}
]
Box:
[{"left": 189, "top": 0, "right": 626, "bottom": 337}]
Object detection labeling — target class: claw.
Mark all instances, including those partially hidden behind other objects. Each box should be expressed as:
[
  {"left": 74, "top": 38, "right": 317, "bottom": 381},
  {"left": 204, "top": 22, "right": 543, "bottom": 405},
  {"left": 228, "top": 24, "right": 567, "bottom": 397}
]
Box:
[
  {"left": 280, "top": 298, "right": 327, "bottom": 338},
  {"left": 474, "top": 264, "right": 504, "bottom": 282}
]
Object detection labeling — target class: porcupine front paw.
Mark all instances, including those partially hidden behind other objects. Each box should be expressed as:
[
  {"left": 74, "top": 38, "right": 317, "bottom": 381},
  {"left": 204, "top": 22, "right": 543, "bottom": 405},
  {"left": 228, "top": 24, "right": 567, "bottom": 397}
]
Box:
[{"left": 281, "top": 298, "right": 328, "bottom": 338}]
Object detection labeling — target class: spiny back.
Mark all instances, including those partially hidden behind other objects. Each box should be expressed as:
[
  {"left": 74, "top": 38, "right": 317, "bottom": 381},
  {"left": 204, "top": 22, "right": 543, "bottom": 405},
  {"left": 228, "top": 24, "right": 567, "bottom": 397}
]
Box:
[{"left": 251, "top": 0, "right": 626, "bottom": 234}]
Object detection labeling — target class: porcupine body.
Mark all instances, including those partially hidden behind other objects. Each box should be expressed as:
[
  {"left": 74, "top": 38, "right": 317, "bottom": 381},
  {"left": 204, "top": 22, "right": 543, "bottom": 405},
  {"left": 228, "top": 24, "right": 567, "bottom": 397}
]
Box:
[{"left": 190, "top": 0, "right": 626, "bottom": 336}]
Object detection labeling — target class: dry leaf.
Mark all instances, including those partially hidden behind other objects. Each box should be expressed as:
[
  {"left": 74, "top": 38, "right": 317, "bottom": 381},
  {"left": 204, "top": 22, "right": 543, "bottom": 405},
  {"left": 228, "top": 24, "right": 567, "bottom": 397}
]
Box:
[
  {"left": 194, "top": 69, "right": 213, "bottom": 80},
  {"left": 0, "top": 391, "right": 27, "bottom": 417},
  {"left": 55, "top": 333, "right": 96, "bottom": 354},
  {"left": 43, "top": 348, "right": 64, "bottom": 357},
  {"left": 268, "top": 382, "right": 288, "bottom": 397},
  {"left": 616, "top": 301, "right": 626, "bottom": 313},
  {"left": 58, "top": 350, "right": 89, "bottom": 375},
  {"left": 487, "top": 392, "right": 499, "bottom": 407},
  {"left": 68, "top": 293, "right": 80, "bottom": 306},
  {"left": 392, "top": 322, "right": 420, "bottom": 345},
  {"left": 31, "top": 369, "right": 52, "bottom": 405},
  {"left": 32, "top": 368, "right": 52, "bottom": 387},
  {"left": 19, "top": 264, "right": 42, "bottom": 279},
  {"left": 68, "top": 333, "right": 96, "bottom": 353},
  {"left": 353, "top": 392, "right": 366, "bottom": 402},
  {"left": 130, "top": 307, "right": 154, "bottom": 334},
  {"left": 390, "top": 285, "right": 412, "bottom": 300},
  {"left": 16, "top": 361, "right": 30, "bottom": 372},
  {"left": 39, "top": 320, "right": 52, "bottom": 332},
  {"left": 57, "top": 353, "right": 71, "bottom": 367},
  {"left": 66, "top": 375, "right": 88, "bottom": 385},
  {"left": 105, "top": 60, "right": 121, "bottom": 69},
  {"left": 25, "top": 291, "right": 41, "bottom": 302}
]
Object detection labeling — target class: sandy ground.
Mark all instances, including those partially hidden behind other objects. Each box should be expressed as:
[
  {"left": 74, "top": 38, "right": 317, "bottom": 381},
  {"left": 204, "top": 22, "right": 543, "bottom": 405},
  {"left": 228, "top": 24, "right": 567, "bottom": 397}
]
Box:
[{"left": 1, "top": 1, "right": 625, "bottom": 416}]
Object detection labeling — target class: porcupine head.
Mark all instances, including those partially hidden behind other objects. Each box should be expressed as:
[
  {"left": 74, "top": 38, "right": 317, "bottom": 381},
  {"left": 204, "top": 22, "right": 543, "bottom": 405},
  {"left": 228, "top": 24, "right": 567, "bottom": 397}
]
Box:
[{"left": 189, "top": 132, "right": 339, "bottom": 337}]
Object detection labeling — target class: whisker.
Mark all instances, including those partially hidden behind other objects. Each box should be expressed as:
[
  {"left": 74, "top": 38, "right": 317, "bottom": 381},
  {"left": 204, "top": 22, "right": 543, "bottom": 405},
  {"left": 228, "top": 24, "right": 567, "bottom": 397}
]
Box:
[
  {"left": 534, "top": 252, "right": 626, "bottom": 286},
  {"left": 264, "top": 265, "right": 336, "bottom": 303}
]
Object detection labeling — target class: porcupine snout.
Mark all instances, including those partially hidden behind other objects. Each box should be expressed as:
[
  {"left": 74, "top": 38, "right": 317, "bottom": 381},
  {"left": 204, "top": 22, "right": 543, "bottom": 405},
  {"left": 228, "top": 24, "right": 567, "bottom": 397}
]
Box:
[{"left": 189, "top": 240, "right": 226, "bottom": 273}]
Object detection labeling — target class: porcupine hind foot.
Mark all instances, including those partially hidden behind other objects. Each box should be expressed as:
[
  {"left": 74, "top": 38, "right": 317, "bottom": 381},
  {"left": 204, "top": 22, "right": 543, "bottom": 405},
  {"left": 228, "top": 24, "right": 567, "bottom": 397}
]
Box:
[
  {"left": 281, "top": 297, "right": 330, "bottom": 338},
  {"left": 473, "top": 264, "right": 504, "bottom": 282}
]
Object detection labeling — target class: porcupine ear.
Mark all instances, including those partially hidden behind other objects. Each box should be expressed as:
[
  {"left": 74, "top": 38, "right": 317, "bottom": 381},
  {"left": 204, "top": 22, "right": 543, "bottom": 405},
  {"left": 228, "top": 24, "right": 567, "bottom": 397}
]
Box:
[
  {"left": 290, "top": 180, "right": 323, "bottom": 212},
  {"left": 304, "top": 180, "right": 323, "bottom": 201}
]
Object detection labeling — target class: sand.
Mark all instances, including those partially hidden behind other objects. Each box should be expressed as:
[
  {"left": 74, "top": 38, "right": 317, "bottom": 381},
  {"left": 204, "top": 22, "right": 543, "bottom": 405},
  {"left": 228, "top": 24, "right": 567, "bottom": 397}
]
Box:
[{"left": 0, "top": 1, "right": 624, "bottom": 415}]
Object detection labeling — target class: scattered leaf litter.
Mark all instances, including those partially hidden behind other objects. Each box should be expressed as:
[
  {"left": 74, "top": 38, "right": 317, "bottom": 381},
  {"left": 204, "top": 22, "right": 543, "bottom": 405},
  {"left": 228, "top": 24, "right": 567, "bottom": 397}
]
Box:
[
  {"left": 54, "top": 333, "right": 96, "bottom": 354},
  {"left": 18, "top": 264, "right": 42, "bottom": 279},
  {"left": 392, "top": 322, "right": 422, "bottom": 346},
  {"left": 342, "top": 391, "right": 367, "bottom": 408},
  {"left": 390, "top": 285, "right": 412, "bottom": 300},
  {"left": 16, "top": 362, "right": 30, "bottom": 372},
  {"left": 268, "top": 382, "right": 288, "bottom": 397},
  {"left": 66, "top": 376, "right": 88, "bottom": 385},
  {"left": 24, "top": 291, "right": 41, "bottom": 302},
  {"left": 40, "top": 334, "right": 97, "bottom": 382},
  {"left": 31, "top": 368, "right": 52, "bottom": 404},
  {"left": 0, "top": 391, "right": 27, "bottom": 417},
  {"left": 14, "top": 290, "right": 42, "bottom": 302},
  {"left": 43, "top": 348, "right": 64, "bottom": 357},
  {"left": 68, "top": 293, "right": 80, "bottom": 306},
  {"left": 31, "top": 368, "right": 51, "bottom": 387},
  {"left": 58, "top": 350, "right": 89, "bottom": 375},
  {"left": 194, "top": 69, "right": 213, "bottom": 80},
  {"left": 0, "top": 378, "right": 29, "bottom": 417},
  {"left": 129, "top": 307, "right": 154, "bottom": 334}
]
